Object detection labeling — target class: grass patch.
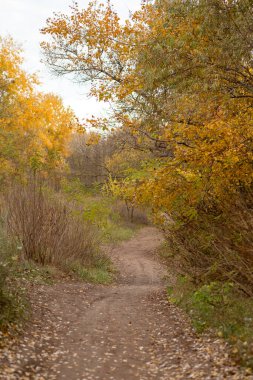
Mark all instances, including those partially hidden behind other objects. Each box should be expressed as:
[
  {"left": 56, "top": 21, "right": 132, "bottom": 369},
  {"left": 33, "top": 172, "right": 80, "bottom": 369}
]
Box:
[
  {"left": 168, "top": 277, "right": 253, "bottom": 370},
  {"left": 70, "top": 254, "right": 115, "bottom": 284},
  {"left": 102, "top": 221, "right": 137, "bottom": 244},
  {"left": 71, "top": 266, "right": 113, "bottom": 284},
  {"left": 12, "top": 261, "right": 59, "bottom": 285}
]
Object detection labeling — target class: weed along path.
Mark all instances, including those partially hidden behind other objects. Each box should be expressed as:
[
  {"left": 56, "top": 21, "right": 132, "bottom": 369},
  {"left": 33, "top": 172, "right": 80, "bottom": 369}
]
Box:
[{"left": 0, "top": 227, "right": 249, "bottom": 380}]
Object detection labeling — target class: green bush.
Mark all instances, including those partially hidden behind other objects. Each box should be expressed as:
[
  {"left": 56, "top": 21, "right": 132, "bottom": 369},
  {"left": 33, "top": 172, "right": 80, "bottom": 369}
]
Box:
[
  {"left": 0, "top": 233, "right": 26, "bottom": 330},
  {"left": 168, "top": 279, "right": 253, "bottom": 368},
  {"left": 0, "top": 264, "right": 13, "bottom": 327}
]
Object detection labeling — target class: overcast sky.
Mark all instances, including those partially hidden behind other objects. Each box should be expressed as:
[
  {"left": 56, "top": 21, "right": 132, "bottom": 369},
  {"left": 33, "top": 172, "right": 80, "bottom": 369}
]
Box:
[{"left": 0, "top": 0, "right": 140, "bottom": 119}]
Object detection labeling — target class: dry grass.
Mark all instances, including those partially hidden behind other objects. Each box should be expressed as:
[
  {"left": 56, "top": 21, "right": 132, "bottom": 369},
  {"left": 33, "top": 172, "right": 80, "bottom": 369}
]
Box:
[{"left": 4, "top": 181, "right": 99, "bottom": 267}]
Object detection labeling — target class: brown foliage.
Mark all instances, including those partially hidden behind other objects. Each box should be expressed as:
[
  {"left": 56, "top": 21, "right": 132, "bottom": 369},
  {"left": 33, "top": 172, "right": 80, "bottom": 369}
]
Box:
[
  {"left": 164, "top": 192, "right": 253, "bottom": 296},
  {"left": 5, "top": 181, "right": 98, "bottom": 266},
  {"left": 112, "top": 200, "right": 149, "bottom": 225}
]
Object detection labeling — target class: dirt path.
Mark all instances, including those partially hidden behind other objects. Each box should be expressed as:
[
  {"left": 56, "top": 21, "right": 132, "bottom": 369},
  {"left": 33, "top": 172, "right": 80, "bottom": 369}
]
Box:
[{"left": 0, "top": 227, "right": 249, "bottom": 379}]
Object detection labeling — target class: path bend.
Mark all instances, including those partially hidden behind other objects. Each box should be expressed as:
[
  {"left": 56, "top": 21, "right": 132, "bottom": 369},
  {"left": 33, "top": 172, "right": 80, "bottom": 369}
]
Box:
[{"left": 0, "top": 227, "right": 249, "bottom": 380}]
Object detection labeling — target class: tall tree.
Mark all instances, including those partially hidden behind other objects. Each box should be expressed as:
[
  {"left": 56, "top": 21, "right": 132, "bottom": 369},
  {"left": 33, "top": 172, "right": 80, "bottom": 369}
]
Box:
[{"left": 42, "top": 0, "right": 253, "bottom": 218}]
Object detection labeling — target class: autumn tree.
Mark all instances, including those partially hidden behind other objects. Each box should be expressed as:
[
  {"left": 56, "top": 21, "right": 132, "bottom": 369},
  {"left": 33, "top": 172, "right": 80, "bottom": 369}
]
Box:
[
  {"left": 0, "top": 37, "right": 77, "bottom": 183},
  {"left": 42, "top": 0, "right": 253, "bottom": 209}
]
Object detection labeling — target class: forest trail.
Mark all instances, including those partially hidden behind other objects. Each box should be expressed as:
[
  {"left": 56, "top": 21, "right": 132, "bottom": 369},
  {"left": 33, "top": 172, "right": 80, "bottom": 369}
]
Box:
[{"left": 0, "top": 227, "right": 248, "bottom": 380}]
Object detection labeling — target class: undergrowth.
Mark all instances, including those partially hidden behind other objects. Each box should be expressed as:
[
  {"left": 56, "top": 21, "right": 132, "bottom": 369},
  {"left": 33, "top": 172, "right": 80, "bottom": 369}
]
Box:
[
  {"left": 62, "top": 178, "right": 143, "bottom": 244},
  {"left": 167, "top": 278, "right": 253, "bottom": 369},
  {"left": 158, "top": 194, "right": 253, "bottom": 370},
  {"left": 0, "top": 178, "right": 143, "bottom": 331},
  {"left": 0, "top": 233, "right": 27, "bottom": 332}
]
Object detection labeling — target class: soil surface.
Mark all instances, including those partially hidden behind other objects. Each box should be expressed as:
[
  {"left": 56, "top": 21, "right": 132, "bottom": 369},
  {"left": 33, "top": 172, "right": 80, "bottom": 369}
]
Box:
[{"left": 0, "top": 227, "right": 250, "bottom": 379}]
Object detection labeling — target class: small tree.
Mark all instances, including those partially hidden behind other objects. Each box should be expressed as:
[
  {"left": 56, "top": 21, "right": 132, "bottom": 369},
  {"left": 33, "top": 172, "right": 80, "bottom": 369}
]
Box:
[{"left": 105, "top": 177, "right": 137, "bottom": 223}]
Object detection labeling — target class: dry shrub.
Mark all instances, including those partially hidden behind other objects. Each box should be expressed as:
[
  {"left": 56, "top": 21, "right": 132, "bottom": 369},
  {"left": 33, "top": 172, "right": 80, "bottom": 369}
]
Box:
[
  {"left": 164, "top": 191, "right": 253, "bottom": 296},
  {"left": 112, "top": 200, "right": 149, "bottom": 225},
  {"left": 5, "top": 182, "right": 98, "bottom": 267}
]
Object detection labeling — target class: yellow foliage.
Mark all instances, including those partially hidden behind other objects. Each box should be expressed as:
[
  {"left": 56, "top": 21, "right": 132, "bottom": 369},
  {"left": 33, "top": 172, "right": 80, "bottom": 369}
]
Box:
[
  {"left": 0, "top": 37, "right": 77, "bottom": 180},
  {"left": 41, "top": 0, "right": 253, "bottom": 222}
]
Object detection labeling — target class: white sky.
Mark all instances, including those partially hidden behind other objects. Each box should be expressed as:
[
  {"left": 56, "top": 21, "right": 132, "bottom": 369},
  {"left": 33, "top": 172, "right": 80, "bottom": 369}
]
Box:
[{"left": 0, "top": 0, "right": 140, "bottom": 119}]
